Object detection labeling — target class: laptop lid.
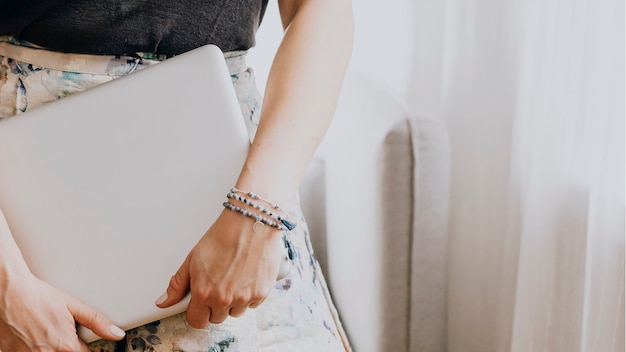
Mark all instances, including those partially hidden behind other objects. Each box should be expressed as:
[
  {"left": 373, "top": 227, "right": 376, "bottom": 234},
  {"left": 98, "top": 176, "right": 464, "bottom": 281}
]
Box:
[{"left": 0, "top": 45, "right": 250, "bottom": 342}]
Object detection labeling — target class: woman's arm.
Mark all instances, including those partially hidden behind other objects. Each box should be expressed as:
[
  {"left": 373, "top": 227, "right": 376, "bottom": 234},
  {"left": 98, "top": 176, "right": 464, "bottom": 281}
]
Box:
[
  {"left": 236, "top": 0, "right": 354, "bottom": 205},
  {"left": 157, "top": 0, "right": 354, "bottom": 328}
]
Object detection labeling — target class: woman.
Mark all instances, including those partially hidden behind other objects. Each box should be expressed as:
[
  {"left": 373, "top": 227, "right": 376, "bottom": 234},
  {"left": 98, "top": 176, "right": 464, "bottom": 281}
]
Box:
[{"left": 0, "top": 0, "right": 354, "bottom": 351}]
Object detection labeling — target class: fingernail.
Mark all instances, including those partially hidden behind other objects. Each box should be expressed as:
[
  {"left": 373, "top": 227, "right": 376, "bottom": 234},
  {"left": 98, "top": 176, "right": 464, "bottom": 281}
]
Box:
[
  {"left": 109, "top": 325, "right": 126, "bottom": 338},
  {"left": 155, "top": 292, "right": 168, "bottom": 306}
]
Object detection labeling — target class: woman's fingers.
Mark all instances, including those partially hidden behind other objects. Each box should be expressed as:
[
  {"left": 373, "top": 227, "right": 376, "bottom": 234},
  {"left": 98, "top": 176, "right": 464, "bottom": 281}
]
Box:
[
  {"left": 208, "top": 306, "right": 230, "bottom": 324},
  {"left": 185, "top": 295, "right": 212, "bottom": 328},
  {"left": 156, "top": 255, "right": 192, "bottom": 309},
  {"left": 66, "top": 294, "right": 126, "bottom": 341},
  {"left": 0, "top": 275, "right": 114, "bottom": 351},
  {"left": 162, "top": 210, "right": 283, "bottom": 328},
  {"left": 228, "top": 306, "right": 248, "bottom": 318}
]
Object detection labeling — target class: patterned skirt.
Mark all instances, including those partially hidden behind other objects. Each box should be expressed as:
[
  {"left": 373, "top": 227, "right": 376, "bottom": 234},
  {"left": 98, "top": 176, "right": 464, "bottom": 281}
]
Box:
[{"left": 0, "top": 39, "right": 350, "bottom": 352}]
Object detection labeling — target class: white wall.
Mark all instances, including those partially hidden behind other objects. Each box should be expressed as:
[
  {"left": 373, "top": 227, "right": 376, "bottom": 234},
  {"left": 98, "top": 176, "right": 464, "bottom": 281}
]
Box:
[{"left": 247, "top": 0, "right": 414, "bottom": 101}]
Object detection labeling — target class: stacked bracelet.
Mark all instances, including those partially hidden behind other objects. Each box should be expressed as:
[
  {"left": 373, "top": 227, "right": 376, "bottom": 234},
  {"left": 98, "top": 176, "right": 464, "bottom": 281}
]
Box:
[
  {"left": 222, "top": 188, "right": 298, "bottom": 261},
  {"left": 222, "top": 201, "right": 290, "bottom": 232},
  {"left": 226, "top": 192, "right": 297, "bottom": 231}
]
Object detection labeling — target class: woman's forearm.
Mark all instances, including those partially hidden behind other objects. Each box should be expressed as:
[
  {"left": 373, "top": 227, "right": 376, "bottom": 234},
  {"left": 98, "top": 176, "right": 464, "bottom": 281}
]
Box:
[
  {"left": 234, "top": 0, "right": 354, "bottom": 206},
  {"left": 0, "top": 210, "right": 29, "bottom": 282}
]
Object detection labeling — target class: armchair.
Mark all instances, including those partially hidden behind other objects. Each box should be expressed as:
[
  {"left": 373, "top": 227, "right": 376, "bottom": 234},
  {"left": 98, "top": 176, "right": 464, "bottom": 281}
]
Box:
[{"left": 300, "top": 71, "right": 450, "bottom": 352}]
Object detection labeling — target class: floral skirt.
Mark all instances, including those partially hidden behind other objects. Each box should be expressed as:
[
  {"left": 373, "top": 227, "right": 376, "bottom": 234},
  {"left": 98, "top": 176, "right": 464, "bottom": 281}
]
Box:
[{"left": 0, "top": 40, "right": 350, "bottom": 352}]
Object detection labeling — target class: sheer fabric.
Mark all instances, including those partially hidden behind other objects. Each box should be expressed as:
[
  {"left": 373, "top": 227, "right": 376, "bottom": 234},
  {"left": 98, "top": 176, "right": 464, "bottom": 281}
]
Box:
[{"left": 408, "top": 0, "right": 624, "bottom": 351}]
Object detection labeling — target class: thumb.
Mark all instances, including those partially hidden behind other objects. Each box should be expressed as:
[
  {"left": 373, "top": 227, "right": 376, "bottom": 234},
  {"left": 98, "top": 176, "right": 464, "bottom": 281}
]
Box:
[
  {"left": 66, "top": 295, "right": 126, "bottom": 341},
  {"left": 156, "top": 255, "right": 191, "bottom": 308}
]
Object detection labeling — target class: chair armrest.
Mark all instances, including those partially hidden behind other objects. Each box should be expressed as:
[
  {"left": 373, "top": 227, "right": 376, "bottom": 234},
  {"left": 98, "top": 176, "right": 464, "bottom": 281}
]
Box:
[
  {"left": 324, "top": 71, "right": 410, "bottom": 352},
  {"left": 310, "top": 71, "right": 450, "bottom": 352}
]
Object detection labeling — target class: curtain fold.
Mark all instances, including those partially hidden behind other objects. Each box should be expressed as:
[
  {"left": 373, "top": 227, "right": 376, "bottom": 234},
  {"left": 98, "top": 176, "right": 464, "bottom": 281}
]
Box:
[{"left": 409, "top": 0, "right": 624, "bottom": 351}]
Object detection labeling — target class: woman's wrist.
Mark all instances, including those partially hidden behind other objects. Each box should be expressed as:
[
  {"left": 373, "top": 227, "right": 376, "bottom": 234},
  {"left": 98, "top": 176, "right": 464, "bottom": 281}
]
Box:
[
  {"left": 0, "top": 251, "right": 31, "bottom": 310},
  {"left": 0, "top": 247, "right": 30, "bottom": 285},
  {"left": 224, "top": 188, "right": 297, "bottom": 231},
  {"left": 233, "top": 125, "right": 324, "bottom": 209},
  {"left": 219, "top": 186, "right": 297, "bottom": 264},
  {"left": 0, "top": 222, "right": 31, "bottom": 291},
  {"left": 234, "top": 159, "right": 302, "bottom": 208}
]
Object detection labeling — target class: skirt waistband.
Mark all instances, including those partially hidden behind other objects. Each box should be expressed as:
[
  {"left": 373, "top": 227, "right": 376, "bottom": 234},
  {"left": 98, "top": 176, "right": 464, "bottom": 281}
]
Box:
[{"left": 0, "top": 38, "right": 248, "bottom": 76}]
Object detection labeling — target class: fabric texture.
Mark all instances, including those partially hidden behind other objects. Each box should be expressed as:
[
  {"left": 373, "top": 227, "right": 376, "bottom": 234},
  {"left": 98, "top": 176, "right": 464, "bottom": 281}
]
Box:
[
  {"left": 0, "top": 42, "right": 350, "bottom": 352},
  {"left": 0, "top": 0, "right": 268, "bottom": 56},
  {"left": 409, "top": 0, "right": 624, "bottom": 351}
]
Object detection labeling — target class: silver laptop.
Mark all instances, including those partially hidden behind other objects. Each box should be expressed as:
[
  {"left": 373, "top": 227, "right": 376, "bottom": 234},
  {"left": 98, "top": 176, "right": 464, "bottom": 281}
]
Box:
[{"left": 0, "top": 45, "right": 250, "bottom": 342}]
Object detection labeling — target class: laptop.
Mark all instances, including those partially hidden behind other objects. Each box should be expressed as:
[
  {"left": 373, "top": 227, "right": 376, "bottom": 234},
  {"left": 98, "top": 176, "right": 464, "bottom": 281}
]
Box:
[{"left": 0, "top": 45, "right": 250, "bottom": 342}]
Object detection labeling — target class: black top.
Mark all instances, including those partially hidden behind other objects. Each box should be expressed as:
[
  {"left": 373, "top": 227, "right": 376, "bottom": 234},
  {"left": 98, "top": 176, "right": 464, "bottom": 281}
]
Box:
[{"left": 0, "top": 0, "right": 269, "bottom": 56}]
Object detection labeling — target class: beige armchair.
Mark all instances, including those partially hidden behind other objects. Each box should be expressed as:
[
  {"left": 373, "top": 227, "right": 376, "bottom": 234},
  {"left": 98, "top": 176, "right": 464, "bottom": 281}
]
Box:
[{"left": 300, "top": 71, "right": 450, "bottom": 352}]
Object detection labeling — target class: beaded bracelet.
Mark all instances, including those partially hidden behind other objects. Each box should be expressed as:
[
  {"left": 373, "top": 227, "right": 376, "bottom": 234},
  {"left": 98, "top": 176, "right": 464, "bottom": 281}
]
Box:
[
  {"left": 222, "top": 201, "right": 289, "bottom": 232},
  {"left": 222, "top": 202, "right": 296, "bottom": 260},
  {"left": 223, "top": 188, "right": 298, "bottom": 261},
  {"left": 226, "top": 192, "right": 297, "bottom": 231},
  {"left": 231, "top": 187, "right": 282, "bottom": 211}
]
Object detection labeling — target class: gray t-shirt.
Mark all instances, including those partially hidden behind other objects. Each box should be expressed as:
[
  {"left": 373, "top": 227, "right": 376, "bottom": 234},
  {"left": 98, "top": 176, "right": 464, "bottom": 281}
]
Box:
[{"left": 0, "top": 0, "right": 269, "bottom": 56}]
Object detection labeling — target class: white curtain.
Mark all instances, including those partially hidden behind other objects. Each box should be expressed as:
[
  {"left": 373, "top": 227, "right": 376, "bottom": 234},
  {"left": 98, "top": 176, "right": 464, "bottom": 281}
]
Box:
[{"left": 409, "top": 0, "right": 624, "bottom": 351}]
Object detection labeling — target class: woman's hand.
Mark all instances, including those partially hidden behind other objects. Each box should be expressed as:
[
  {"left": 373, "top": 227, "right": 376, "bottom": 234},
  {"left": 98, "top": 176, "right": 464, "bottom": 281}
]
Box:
[
  {"left": 0, "top": 274, "right": 126, "bottom": 352},
  {"left": 0, "top": 210, "right": 126, "bottom": 352},
  {"left": 155, "top": 209, "right": 284, "bottom": 328}
]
